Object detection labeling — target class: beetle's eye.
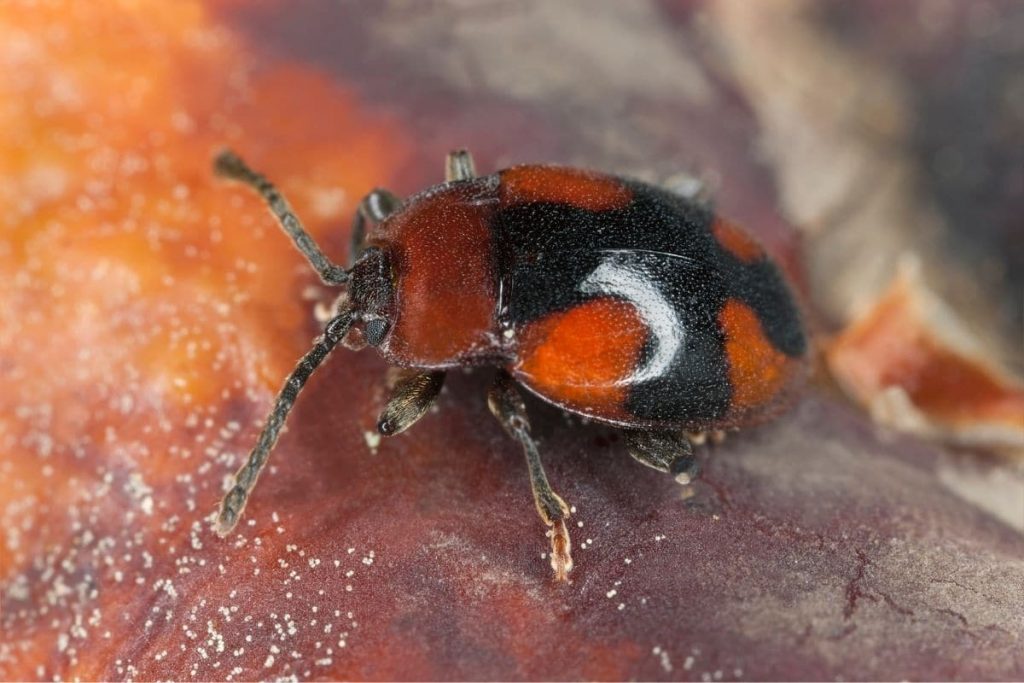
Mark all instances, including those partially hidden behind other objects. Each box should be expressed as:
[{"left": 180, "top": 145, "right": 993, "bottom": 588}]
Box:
[{"left": 364, "top": 317, "right": 390, "bottom": 346}]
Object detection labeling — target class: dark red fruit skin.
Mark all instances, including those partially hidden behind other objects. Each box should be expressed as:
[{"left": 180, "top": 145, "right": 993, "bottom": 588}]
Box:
[{"left": 74, "top": 369, "right": 1024, "bottom": 681}]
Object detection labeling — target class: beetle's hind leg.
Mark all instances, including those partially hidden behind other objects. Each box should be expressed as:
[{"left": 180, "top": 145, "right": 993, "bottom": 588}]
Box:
[
  {"left": 488, "top": 372, "right": 573, "bottom": 582},
  {"left": 624, "top": 430, "right": 701, "bottom": 485},
  {"left": 348, "top": 188, "right": 401, "bottom": 268}
]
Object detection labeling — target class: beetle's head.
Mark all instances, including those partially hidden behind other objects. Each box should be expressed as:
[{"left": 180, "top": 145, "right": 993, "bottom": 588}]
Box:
[{"left": 344, "top": 246, "right": 395, "bottom": 349}]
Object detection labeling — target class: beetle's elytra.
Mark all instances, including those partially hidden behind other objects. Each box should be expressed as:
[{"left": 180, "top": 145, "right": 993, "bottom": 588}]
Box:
[{"left": 212, "top": 148, "right": 807, "bottom": 582}]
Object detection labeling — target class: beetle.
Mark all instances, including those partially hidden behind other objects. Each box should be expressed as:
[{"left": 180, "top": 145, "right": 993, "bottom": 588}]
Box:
[{"left": 212, "top": 148, "right": 807, "bottom": 581}]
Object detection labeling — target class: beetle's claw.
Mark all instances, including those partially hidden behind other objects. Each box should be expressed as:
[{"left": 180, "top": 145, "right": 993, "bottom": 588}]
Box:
[{"left": 214, "top": 486, "right": 245, "bottom": 538}]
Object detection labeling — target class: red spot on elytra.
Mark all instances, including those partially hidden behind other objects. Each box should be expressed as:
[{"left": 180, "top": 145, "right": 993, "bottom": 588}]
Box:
[
  {"left": 712, "top": 218, "right": 765, "bottom": 263},
  {"left": 515, "top": 297, "right": 646, "bottom": 420},
  {"left": 500, "top": 165, "right": 633, "bottom": 211}
]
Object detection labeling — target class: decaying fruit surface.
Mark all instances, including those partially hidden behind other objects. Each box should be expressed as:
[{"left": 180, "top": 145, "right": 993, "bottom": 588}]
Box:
[{"left": 1, "top": 2, "right": 1022, "bottom": 681}]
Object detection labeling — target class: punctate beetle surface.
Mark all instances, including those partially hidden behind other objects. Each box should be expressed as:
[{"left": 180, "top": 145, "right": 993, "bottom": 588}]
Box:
[{"left": 212, "top": 149, "right": 807, "bottom": 581}]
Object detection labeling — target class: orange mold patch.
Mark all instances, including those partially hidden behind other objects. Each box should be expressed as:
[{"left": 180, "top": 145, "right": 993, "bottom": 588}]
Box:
[
  {"left": 0, "top": 2, "right": 409, "bottom": 679},
  {"left": 500, "top": 165, "right": 633, "bottom": 211}
]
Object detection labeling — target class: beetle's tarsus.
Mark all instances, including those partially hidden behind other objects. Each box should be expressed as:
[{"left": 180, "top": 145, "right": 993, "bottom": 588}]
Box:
[
  {"left": 538, "top": 490, "right": 573, "bottom": 582},
  {"left": 663, "top": 170, "right": 714, "bottom": 207},
  {"left": 445, "top": 149, "right": 476, "bottom": 182},
  {"left": 686, "top": 429, "right": 727, "bottom": 447},
  {"left": 549, "top": 518, "right": 573, "bottom": 582},
  {"left": 669, "top": 453, "right": 701, "bottom": 485}
]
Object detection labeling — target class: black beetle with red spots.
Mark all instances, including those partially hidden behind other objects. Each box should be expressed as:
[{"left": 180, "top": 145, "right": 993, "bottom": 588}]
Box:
[{"left": 211, "top": 149, "right": 807, "bottom": 582}]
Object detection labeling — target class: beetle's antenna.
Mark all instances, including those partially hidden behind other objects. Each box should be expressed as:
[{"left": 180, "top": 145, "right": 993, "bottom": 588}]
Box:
[
  {"left": 216, "top": 308, "right": 357, "bottom": 536},
  {"left": 214, "top": 149, "right": 349, "bottom": 286}
]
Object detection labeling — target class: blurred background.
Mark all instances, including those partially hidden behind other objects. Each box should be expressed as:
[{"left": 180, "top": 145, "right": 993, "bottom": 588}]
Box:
[{"left": 1, "top": 1, "right": 1021, "bottom": 680}]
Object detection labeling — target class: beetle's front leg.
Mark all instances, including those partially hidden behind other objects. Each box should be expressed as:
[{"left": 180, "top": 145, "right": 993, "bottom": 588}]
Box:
[
  {"left": 487, "top": 371, "right": 573, "bottom": 582},
  {"left": 376, "top": 369, "right": 446, "bottom": 436}
]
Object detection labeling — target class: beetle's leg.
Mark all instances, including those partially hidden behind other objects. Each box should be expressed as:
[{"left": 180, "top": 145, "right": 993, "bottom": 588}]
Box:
[
  {"left": 685, "top": 429, "right": 726, "bottom": 447},
  {"left": 216, "top": 309, "right": 356, "bottom": 537},
  {"left": 663, "top": 171, "right": 714, "bottom": 208},
  {"left": 348, "top": 188, "right": 401, "bottom": 268},
  {"left": 376, "top": 369, "right": 446, "bottom": 436},
  {"left": 623, "top": 430, "right": 701, "bottom": 485},
  {"left": 445, "top": 149, "right": 476, "bottom": 182},
  {"left": 487, "top": 371, "right": 573, "bottom": 582},
  {"left": 214, "top": 149, "right": 349, "bottom": 286}
]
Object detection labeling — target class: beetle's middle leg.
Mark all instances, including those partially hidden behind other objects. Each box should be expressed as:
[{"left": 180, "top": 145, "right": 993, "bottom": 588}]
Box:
[
  {"left": 488, "top": 371, "right": 573, "bottom": 582},
  {"left": 445, "top": 149, "right": 476, "bottom": 182},
  {"left": 623, "top": 430, "right": 701, "bottom": 485}
]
